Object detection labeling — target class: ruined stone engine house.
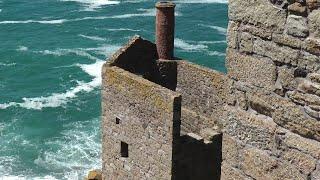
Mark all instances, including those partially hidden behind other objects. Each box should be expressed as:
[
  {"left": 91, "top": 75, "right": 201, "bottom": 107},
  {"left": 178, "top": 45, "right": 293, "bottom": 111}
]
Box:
[{"left": 101, "top": 0, "right": 320, "bottom": 179}]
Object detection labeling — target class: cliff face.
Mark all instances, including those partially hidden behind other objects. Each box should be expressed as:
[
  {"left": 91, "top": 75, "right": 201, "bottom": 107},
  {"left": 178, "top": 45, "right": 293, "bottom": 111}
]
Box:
[{"left": 222, "top": 0, "right": 320, "bottom": 179}]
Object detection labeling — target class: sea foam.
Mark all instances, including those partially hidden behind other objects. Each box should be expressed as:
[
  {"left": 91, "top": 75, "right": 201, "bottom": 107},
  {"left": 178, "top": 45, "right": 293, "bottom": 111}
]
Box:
[
  {"left": 0, "top": 62, "right": 16, "bottom": 67},
  {"left": 175, "top": 38, "right": 226, "bottom": 57},
  {"left": 0, "top": 43, "right": 120, "bottom": 110},
  {"left": 0, "top": 19, "right": 66, "bottom": 24},
  {"left": 17, "top": 46, "right": 28, "bottom": 51},
  {"left": 61, "top": 0, "right": 120, "bottom": 11},
  {"left": 105, "top": 28, "right": 141, "bottom": 32},
  {"left": 34, "top": 119, "right": 101, "bottom": 179},
  {"left": 175, "top": 38, "right": 208, "bottom": 51},
  {"left": 0, "top": 61, "right": 104, "bottom": 110},
  {"left": 78, "top": 34, "right": 107, "bottom": 41},
  {"left": 199, "top": 24, "right": 227, "bottom": 35},
  {"left": 0, "top": 8, "right": 174, "bottom": 25}
]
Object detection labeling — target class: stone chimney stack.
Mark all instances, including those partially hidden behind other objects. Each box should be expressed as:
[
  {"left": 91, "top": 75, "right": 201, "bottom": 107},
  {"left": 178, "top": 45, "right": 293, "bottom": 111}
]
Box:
[{"left": 155, "top": 1, "right": 176, "bottom": 60}]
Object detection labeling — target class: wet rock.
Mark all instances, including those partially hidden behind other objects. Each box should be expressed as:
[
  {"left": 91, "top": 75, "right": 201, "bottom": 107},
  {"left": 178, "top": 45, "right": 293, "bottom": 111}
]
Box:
[{"left": 86, "top": 170, "right": 102, "bottom": 180}]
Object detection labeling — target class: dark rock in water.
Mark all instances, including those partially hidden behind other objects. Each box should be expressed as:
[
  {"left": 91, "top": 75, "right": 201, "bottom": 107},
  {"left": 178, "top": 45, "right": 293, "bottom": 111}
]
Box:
[{"left": 86, "top": 170, "right": 102, "bottom": 180}]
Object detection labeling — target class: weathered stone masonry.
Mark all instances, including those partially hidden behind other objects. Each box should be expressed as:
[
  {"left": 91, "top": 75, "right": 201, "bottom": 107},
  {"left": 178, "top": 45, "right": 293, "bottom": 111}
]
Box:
[
  {"left": 101, "top": 35, "right": 222, "bottom": 180},
  {"left": 101, "top": 0, "right": 320, "bottom": 179},
  {"left": 223, "top": 0, "right": 320, "bottom": 179}
]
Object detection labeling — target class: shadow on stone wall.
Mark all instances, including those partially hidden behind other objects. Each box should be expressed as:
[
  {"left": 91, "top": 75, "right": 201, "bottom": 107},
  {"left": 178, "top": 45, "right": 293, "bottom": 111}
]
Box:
[{"left": 173, "top": 132, "right": 222, "bottom": 180}]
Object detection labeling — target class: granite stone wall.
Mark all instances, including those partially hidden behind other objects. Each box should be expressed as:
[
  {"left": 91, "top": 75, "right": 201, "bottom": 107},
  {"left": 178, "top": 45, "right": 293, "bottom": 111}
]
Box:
[
  {"left": 101, "top": 65, "right": 181, "bottom": 180},
  {"left": 176, "top": 61, "right": 229, "bottom": 135},
  {"left": 222, "top": 0, "right": 320, "bottom": 179},
  {"left": 101, "top": 36, "right": 223, "bottom": 180}
]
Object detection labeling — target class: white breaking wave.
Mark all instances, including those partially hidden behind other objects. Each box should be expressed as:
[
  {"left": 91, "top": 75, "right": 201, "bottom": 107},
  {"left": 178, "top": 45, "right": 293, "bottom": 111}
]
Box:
[
  {"left": 0, "top": 176, "right": 57, "bottom": 180},
  {"left": 105, "top": 28, "right": 141, "bottom": 32},
  {"left": 111, "top": 8, "right": 155, "bottom": 18},
  {"left": 78, "top": 34, "right": 107, "bottom": 41},
  {"left": 82, "top": 44, "right": 121, "bottom": 56},
  {"left": 199, "top": 24, "right": 227, "bottom": 35},
  {"left": 0, "top": 19, "right": 66, "bottom": 24},
  {"left": 175, "top": 38, "right": 208, "bottom": 51},
  {"left": 198, "top": 40, "right": 226, "bottom": 44},
  {"left": 0, "top": 43, "right": 121, "bottom": 110},
  {"left": 0, "top": 119, "right": 100, "bottom": 179},
  {"left": 34, "top": 119, "right": 101, "bottom": 179},
  {"left": 0, "top": 7, "right": 181, "bottom": 25},
  {"left": 0, "top": 10, "right": 155, "bottom": 25},
  {"left": 39, "top": 49, "right": 101, "bottom": 61},
  {"left": 175, "top": 38, "right": 226, "bottom": 56},
  {"left": 208, "top": 50, "right": 226, "bottom": 57},
  {"left": 0, "top": 62, "right": 102, "bottom": 110},
  {"left": 17, "top": 46, "right": 28, "bottom": 51},
  {"left": 0, "top": 63, "right": 16, "bottom": 67},
  {"left": 39, "top": 45, "right": 120, "bottom": 60},
  {"left": 61, "top": 0, "right": 119, "bottom": 11}
]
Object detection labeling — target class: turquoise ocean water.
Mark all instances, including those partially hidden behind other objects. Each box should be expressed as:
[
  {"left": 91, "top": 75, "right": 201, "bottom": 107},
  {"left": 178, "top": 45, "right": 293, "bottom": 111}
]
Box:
[{"left": 0, "top": 0, "right": 228, "bottom": 179}]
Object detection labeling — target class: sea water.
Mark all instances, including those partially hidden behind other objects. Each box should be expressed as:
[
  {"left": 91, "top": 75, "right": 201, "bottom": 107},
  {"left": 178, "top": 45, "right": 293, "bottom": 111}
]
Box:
[{"left": 0, "top": 0, "right": 228, "bottom": 179}]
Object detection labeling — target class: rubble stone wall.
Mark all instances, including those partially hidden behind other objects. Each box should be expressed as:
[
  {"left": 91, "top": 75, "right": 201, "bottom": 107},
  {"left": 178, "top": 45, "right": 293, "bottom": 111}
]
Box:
[
  {"left": 222, "top": 0, "right": 320, "bottom": 179},
  {"left": 101, "top": 65, "right": 181, "bottom": 180},
  {"left": 176, "top": 61, "right": 229, "bottom": 134}
]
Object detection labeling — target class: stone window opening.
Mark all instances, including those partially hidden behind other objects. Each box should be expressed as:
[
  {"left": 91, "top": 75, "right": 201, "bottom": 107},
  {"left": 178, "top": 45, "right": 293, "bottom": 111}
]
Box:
[
  {"left": 116, "top": 117, "right": 121, "bottom": 124},
  {"left": 121, "top": 141, "right": 129, "bottom": 158}
]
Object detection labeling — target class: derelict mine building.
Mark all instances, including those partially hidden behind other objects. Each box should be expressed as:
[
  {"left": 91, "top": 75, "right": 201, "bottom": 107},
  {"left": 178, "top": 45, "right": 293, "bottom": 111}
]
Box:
[{"left": 101, "top": 0, "right": 320, "bottom": 179}]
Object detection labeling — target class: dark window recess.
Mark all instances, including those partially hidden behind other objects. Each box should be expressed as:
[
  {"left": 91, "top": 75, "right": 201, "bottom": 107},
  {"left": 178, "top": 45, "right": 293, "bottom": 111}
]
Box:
[
  {"left": 121, "top": 142, "right": 129, "bottom": 158},
  {"left": 116, "top": 117, "right": 120, "bottom": 124},
  {"left": 294, "top": 68, "right": 308, "bottom": 78}
]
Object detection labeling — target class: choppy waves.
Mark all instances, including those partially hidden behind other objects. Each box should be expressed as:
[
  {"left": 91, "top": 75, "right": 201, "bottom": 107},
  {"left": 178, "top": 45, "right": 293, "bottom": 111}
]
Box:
[
  {"left": 78, "top": 34, "right": 107, "bottom": 41},
  {"left": 0, "top": 7, "right": 181, "bottom": 25},
  {"left": 199, "top": 24, "right": 227, "bottom": 35},
  {"left": 105, "top": 28, "right": 141, "bottom": 32},
  {"left": 0, "top": 36, "right": 224, "bottom": 111},
  {"left": 0, "top": 19, "right": 66, "bottom": 24},
  {"left": 0, "top": 118, "right": 101, "bottom": 179},
  {"left": 175, "top": 38, "right": 226, "bottom": 57},
  {"left": 61, "top": 0, "right": 119, "bottom": 11},
  {"left": 34, "top": 119, "right": 101, "bottom": 179},
  {"left": 0, "top": 63, "right": 16, "bottom": 67},
  {"left": 0, "top": 44, "right": 120, "bottom": 110}
]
